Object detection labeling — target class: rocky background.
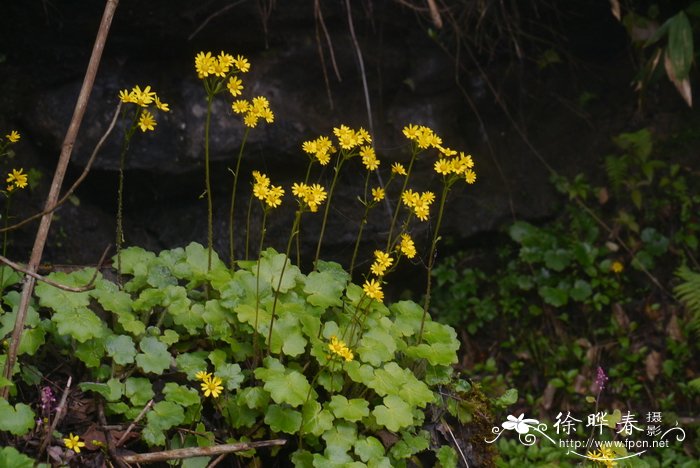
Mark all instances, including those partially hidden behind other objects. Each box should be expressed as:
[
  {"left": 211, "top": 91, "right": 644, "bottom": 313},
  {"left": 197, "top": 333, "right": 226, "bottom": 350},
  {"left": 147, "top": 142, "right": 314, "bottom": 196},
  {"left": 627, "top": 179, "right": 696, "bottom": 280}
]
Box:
[{"left": 0, "top": 1, "right": 690, "bottom": 278}]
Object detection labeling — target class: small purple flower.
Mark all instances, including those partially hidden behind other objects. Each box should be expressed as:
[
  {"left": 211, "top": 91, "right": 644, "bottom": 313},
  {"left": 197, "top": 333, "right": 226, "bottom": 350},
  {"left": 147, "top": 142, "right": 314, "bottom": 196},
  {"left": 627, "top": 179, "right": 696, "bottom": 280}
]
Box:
[
  {"left": 40, "top": 386, "right": 56, "bottom": 415},
  {"left": 594, "top": 366, "right": 608, "bottom": 393}
]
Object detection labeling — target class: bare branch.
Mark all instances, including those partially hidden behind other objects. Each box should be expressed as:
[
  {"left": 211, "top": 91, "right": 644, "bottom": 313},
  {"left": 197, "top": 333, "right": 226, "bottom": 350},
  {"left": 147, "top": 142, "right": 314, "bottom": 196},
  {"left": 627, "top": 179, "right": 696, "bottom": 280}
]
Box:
[{"left": 119, "top": 439, "right": 287, "bottom": 464}]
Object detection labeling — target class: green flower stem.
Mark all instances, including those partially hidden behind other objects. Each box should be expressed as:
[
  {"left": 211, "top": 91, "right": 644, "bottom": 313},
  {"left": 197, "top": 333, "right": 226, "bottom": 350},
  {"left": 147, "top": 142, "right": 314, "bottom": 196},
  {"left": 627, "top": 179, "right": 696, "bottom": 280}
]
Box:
[
  {"left": 115, "top": 113, "right": 138, "bottom": 278},
  {"left": 418, "top": 179, "right": 451, "bottom": 343},
  {"left": 314, "top": 154, "right": 346, "bottom": 267},
  {"left": 204, "top": 94, "right": 215, "bottom": 272},
  {"left": 349, "top": 173, "right": 372, "bottom": 275},
  {"left": 228, "top": 128, "right": 250, "bottom": 268},
  {"left": 253, "top": 207, "right": 268, "bottom": 363},
  {"left": 296, "top": 161, "right": 315, "bottom": 267},
  {"left": 1, "top": 195, "right": 11, "bottom": 289},
  {"left": 386, "top": 146, "right": 419, "bottom": 250},
  {"left": 268, "top": 209, "right": 302, "bottom": 355},
  {"left": 245, "top": 193, "right": 254, "bottom": 261}
]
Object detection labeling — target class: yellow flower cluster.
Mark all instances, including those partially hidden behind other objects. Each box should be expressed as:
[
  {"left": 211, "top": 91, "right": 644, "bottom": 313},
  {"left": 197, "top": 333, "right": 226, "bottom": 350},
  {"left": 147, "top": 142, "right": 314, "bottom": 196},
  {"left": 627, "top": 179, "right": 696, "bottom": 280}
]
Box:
[
  {"left": 401, "top": 189, "right": 436, "bottom": 221},
  {"left": 6, "top": 168, "right": 28, "bottom": 192},
  {"left": 328, "top": 335, "right": 354, "bottom": 362},
  {"left": 195, "top": 51, "right": 249, "bottom": 79},
  {"left": 5, "top": 131, "right": 20, "bottom": 143},
  {"left": 398, "top": 233, "right": 417, "bottom": 259},
  {"left": 302, "top": 136, "right": 335, "bottom": 165},
  {"left": 195, "top": 370, "right": 224, "bottom": 398},
  {"left": 370, "top": 250, "right": 394, "bottom": 276},
  {"left": 63, "top": 433, "right": 86, "bottom": 453},
  {"left": 232, "top": 96, "right": 274, "bottom": 128},
  {"left": 586, "top": 446, "right": 617, "bottom": 467},
  {"left": 118, "top": 85, "right": 169, "bottom": 132},
  {"left": 333, "top": 125, "right": 371, "bottom": 150},
  {"left": 292, "top": 182, "right": 327, "bottom": 212},
  {"left": 252, "top": 171, "right": 284, "bottom": 208},
  {"left": 362, "top": 278, "right": 384, "bottom": 302},
  {"left": 360, "top": 146, "right": 379, "bottom": 170},
  {"left": 402, "top": 124, "right": 442, "bottom": 149},
  {"left": 434, "top": 151, "right": 476, "bottom": 184}
]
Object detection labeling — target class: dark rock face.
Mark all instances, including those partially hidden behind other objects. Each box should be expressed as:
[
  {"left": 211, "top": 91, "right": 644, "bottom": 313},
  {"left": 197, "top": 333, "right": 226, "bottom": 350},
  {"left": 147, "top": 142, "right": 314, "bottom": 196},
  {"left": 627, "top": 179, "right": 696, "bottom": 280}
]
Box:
[{"left": 0, "top": 1, "right": 641, "bottom": 267}]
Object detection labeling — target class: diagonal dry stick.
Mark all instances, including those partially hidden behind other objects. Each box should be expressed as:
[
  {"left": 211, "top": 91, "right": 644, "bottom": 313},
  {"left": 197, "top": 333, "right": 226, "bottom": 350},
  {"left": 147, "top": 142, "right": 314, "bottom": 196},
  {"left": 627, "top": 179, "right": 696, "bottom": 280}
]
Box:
[
  {"left": 119, "top": 439, "right": 287, "bottom": 464},
  {"left": 1, "top": 0, "right": 120, "bottom": 399}
]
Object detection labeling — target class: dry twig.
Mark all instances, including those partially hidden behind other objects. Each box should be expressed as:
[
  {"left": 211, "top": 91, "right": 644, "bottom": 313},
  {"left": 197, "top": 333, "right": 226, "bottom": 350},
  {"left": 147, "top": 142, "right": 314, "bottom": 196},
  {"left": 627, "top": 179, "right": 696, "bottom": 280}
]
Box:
[
  {"left": 1, "top": 0, "right": 119, "bottom": 399},
  {"left": 115, "top": 399, "right": 154, "bottom": 447},
  {"left": 119, "top": 439, "right": 287, "bottom": 464},
  {"left": 38, "top": 376, "right": 72, "bottom": 456}
]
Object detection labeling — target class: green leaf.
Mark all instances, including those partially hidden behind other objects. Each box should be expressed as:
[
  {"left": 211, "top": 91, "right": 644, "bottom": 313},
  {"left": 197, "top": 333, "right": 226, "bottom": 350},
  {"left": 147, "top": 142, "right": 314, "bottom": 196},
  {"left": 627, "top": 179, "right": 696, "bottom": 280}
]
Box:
[
  {"left": 125, "top": 377, "right": 154, "bottom": 406},
  {"left": 0, "top": 446, "right": 39, "bottom": 468},
  {"left": 346, "top": 361, "right": 376, "bottom": 386},
  {"left": 544, "top": 248, "right": 572, "bottom": 271},
  {"left": 668, "top": 12, "right": 694, "bottom": 79},
  {"left": 538, "top": 285, "right": 569, "bottom": 307},
  {"left": 160, "top": 329, "right": 179, "bottom": 345},
  {"left": 92, "top": 280, "right": 144, "bottom": 335},
  {"left": 163, "top": 382, "right": 200, "bottom": 407},
  {"left": 105, "top": 334, "right": 137, "bottom": 365},
  {"left": 257, "top": 249, "right": 301, "bottom": 293},
  {"left": 176, "top": 352, "right": 209, "bottom": 380},
  {"left": 17, "top": 327, "right": 45, "bottom": 356},
  {"left": 304, "top": 270, "right": 346, "bottom": 308},
  {"left": 52, "top": 307, "right": 106, "bottom": 343},
  {"left": 354, "top": 436, "right": 385, "bottom": 462},
  {"left": 80, "top": 378, "right": 123, "bottom": 402},
  {"left": 301, "top": 400, "right": 334, "bottom": 436},
  {"left": 357, "top": 328, "right": 396, "bottom": 366},
  {"left": 254, "top": 357, "right": 314, "bottom": 407},
  {"left": 322, "top": 421, "right": 357, "bottom": 456},
  {"left": 144, "top": 401, "right": 185, "bottom": 446},
  {"left": 0, "top": 266, "right": 22, "bottom": 291},
  {"left": 390, "top": 300, "right": 423, "bottom": 337},
  {"left": 215, "top": 363, "right": 244, "bottom": 391},
  {"left": 389, "top": 430, "right": 430, "bottom": 459},
  {"left": 372, "top": 395, "right": 413, "bottom": 432},
  {"left": 135, "top": 336, "right": 172, "bottom": 374},
  {"left": 35, "top": 271, "right": 93, "bottom": 314},
  {"left": 115, "top": 246, "right": 156, "bottom": 276},
  {"left": 436, "top": 445, "right": 458, "bottom": 468},
  {"left": 268, "top": 308, "right": 307, "bottom": 357},
  {"left": 264, "top": 404, "right": 302, "bottom": 434},
  {"left": 328, "top": 395, "right": 370, "bottom": 422},
  {"left": 75, "top": 337, "right": 106, "bottom": 367},
  {"left": 570, "top": 279, "right": 592, "bottom": 302},
  {"left": 0, "top": 399, "right": 35, "bottom": 435},
  {"left": 494, "top": 388, "right": 518, "bottom": 408}
]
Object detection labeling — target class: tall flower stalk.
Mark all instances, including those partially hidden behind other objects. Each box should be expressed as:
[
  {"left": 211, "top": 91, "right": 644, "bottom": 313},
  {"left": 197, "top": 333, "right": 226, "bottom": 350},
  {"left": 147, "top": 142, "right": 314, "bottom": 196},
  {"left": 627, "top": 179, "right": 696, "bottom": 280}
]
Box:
[
  {"left": 313, "top": 125, "right": 370, "bottom": 266},
  {"left": 115, "top": 86, "right": 168, "bottom": 275}
]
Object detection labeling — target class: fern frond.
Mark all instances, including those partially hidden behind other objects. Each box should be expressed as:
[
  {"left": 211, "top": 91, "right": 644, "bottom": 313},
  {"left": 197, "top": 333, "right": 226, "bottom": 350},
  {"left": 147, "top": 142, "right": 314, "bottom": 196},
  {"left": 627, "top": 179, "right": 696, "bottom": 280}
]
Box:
[
  {"left": 604, "top": 155, "right": 627, "bottom": 191},
  {"left": 673, "top": 265, "right": 700, "bottom": 335}
]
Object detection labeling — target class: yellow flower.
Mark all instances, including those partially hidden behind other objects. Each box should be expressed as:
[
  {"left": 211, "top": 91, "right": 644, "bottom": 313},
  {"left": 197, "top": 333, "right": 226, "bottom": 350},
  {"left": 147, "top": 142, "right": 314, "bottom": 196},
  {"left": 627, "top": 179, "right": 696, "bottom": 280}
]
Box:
[
  {"left": 138, "top": 110, "right": 157, "bottom": 132},
  {"left": 391, "top": 162, "right": 407, "bottom": 176},
  {"left": 598, "top": 447, "right": 618, "bottom": 467},
  {"left": 611, "top": 261, "right": 624, "bottom": 273},
  {"left": 371, "top": 187, "right": 385, "bottom": 202},
  {"left": 227, "top": 76, "right": 243, "bottom": 97},
  {"left": 195, "top": 370, "right": 212, "bottom": 381},
  {"left": 402, "top": 124, "right": 420, "bottom": 140},
  {"left": 464, "top": 169, "right": 476, "bottom": 184},
  {"left": 232, "top": 99, "right": 250, "bottom": 114},
  {"left": 6, "top": 130, "right": 20, "bottom": 143},
  {"left": 154, "top": 96, "right": 170, "bottom": 112},
  {"left": 307, "top": 184, "right": 327, "bottom": 212},
  {"left": 265, "top": 185, "right": 285, "bottom": 208},
  {"left": 200, "top": 375, "right": 224, "bottom": 398},
  {"left": 438, "top": 145, "right": 457, "bottom": 157},
  {"left": 328, "top": 335, "right": 354, "bottom": 362},
  {"left": 260, "top": 107, "right": 275, "bottom": 123},
  {"left": 399, "top": 233, "right": 416, "bottom": 259},
  {"left": 218, "top": 51, "right": 234, "bottom": 69},
  {"left": 370, "top": 250, "right": 393, "bottom": 276},
  {"left": 243, "top": 113, "right": 259, "bottom": 128},
  {"left": 363, "top": 278, "right": 384, "bottom": 302},
  {"left": 252, "top": 171, "right": 271, "bottom": 201},
  {"left": 333, "top": 124, "right": 361, "bottom": 150},
  {"left": 7, "top": 168, "right": 28, "bottom": 190},
  {"left": 360, "top": 146, "right": 379, "bottom": 170},
  {"left": 118, "top": 89, "right": 135, "bottom": 103},
  {"left": 195, "top": 51, "right": 216, "bottom": 78},
  {"left": 401, "top": 189, "right": 420, "bottom": 208},
  {"left": 132, "top": 85, "right": 156, "bottom": 107},
  {"left": 233, "top": 55, "right": 251, "bottom": 73},
  {"left": 63, "top": 433, "right": 86, "bottom": 453},
  {"left": 211, "top": 59, "right": 229, "bottom": 77},
  {"left": 434, "top": 159, "right": 452, "bottom": 175},
  {"left": 356, "top": 127, "right": 371, "bottom": 144}
]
